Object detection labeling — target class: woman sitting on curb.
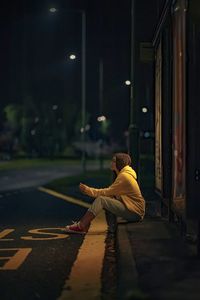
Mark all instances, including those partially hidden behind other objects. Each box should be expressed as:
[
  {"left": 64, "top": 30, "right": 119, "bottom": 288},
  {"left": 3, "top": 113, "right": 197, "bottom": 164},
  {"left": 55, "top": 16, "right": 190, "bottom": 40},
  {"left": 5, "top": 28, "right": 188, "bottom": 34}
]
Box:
[{"left": 65, "top": 153, "right": 145, "bottom": 234}]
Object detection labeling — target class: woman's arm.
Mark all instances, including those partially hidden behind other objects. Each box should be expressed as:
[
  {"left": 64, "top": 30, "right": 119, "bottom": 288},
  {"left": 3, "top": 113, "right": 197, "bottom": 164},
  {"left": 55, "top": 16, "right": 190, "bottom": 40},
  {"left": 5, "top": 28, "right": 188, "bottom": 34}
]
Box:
[{"left": 79, "top": 174, "right": 127, "bottom": 198}]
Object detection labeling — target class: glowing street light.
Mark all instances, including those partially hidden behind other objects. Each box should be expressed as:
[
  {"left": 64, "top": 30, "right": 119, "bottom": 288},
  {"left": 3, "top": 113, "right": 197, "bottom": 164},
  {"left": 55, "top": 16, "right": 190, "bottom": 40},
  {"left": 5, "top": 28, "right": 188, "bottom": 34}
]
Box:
[
  {"left": 125, "top": 80, "right": 131, "bottom": 86},
  {"left": 52, "top": 104, "right": 58, "bottom": 110},
  {"left": 49, "top": 7, "right": 57, "bottom": 13},
  {"left": 97, "top": 115, "right": 106, "bottom": 122},
  {"left": 142, "top": 107, "right": 148, "bottom": 113},
  {"left": 69, "top": 54, "right": 76, "bottom": 60},
  {"left": 85, "top": 124, "right": 90, "bottom": 131},
  {"left": 31, "top": 129, "right": 36, "bottom": 136},
  {"left": 144, "top": 131, "right": 150, "bottom": 138}
]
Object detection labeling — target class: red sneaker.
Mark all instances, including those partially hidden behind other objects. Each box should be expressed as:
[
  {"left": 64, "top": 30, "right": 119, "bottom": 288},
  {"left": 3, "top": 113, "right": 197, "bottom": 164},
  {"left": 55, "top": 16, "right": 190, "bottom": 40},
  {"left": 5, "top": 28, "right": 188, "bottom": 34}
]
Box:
[{"left": 64, "top": 221, "right": 87, "bottom": 234}]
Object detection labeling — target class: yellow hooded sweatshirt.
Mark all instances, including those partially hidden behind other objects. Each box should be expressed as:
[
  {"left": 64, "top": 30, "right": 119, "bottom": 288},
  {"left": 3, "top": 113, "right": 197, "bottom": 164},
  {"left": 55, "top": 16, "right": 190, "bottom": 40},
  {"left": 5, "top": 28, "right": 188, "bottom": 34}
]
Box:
[{"left": 84, "top": 165, "right": 145, "bottom": 219}]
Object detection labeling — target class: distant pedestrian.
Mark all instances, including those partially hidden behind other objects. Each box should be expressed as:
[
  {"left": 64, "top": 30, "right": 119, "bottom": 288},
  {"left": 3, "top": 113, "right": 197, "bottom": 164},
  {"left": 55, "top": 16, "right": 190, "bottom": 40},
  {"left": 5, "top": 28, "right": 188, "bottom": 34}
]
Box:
[{"left": 65, "top": 153, "right": 145, "bottom": 234}]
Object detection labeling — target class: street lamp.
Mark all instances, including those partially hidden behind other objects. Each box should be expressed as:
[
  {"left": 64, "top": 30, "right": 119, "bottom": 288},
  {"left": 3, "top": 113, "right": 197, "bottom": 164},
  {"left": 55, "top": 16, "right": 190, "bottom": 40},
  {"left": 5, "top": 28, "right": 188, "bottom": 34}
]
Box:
[
  {"left": 49, "top": 7, "right": 87, "bottom": 172},
  {"left": 125, "top": 80, "right": 131, "bottom": 86},
  {"left": 142, "top": 107, "right": 148, "bottom": 113},
  {"left": 69, "top": 54, "right": 76, "bottom": 60},
  {"left": 97, "top": 115, "right": 106, "bottom": 122},
  {"left": 49, "top": 7, "right": 57, "bottom": 13},
  {"left": 52, "top": 104, "right": 58, "bottom": 110}
]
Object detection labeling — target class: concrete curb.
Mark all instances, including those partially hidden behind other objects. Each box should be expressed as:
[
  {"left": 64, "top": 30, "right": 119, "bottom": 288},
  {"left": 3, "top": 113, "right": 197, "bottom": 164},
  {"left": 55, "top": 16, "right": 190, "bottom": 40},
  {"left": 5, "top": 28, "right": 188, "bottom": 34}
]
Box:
[{"left": 117, "top": 224, "right": 139, "bottom": 299}]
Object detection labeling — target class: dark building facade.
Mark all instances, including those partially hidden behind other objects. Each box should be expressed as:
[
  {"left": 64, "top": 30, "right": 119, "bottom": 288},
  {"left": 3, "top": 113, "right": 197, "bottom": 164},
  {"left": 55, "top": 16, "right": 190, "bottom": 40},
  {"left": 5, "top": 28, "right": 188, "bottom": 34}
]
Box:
[{"left": 152, "top": 0, "right": 200, "bottom": 250}]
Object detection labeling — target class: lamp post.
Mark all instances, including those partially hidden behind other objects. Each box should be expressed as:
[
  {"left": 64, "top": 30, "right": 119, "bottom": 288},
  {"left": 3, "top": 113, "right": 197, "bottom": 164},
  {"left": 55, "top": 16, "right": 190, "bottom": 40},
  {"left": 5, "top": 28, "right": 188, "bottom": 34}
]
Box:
[
  {"left": 129, "top": 0, "right": 139, "bottom": 177},
  {"left": 81, "top": 11, "right": 86, "bottom": 173},
  {"left": 50, "top": 7, "right": 86, "bottom": 172}
]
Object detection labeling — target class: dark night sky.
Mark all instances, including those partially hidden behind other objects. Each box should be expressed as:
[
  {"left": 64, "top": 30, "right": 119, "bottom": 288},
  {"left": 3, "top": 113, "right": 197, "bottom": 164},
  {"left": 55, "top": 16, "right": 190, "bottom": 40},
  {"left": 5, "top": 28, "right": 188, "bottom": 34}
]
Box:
[{"left": 0, "top": 0, "right": 162, "bottom": 141}]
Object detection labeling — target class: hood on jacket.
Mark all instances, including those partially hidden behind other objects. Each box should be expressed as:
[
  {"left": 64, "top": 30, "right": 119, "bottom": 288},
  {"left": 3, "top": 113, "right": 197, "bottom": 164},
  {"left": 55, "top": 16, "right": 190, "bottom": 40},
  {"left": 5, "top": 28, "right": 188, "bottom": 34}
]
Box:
[{"left": 120, "top": 165, "right": 137, "bottom": 180}]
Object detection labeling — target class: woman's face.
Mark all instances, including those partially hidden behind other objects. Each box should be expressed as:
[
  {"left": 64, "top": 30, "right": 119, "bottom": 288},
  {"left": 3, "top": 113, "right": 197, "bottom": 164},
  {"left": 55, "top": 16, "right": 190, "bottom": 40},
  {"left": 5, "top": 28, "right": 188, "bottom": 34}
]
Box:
[{"left": 110, "top": 156, "right": 117, "bottom": 172}]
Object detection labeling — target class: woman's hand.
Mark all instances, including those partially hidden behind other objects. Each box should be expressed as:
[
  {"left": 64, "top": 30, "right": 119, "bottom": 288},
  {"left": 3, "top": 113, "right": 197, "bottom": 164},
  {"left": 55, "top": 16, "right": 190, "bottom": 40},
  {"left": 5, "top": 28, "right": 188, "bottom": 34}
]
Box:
[{"left": 79, "top": 183, "right": 90, "bottom": 195}]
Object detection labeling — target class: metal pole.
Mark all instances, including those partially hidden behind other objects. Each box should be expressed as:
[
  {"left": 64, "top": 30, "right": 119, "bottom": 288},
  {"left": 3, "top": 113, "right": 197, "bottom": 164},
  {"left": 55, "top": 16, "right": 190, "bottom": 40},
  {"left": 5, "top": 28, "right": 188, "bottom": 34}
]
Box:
[
  {"left": 81, "top": 11, "right": 86, "bottom": 172},
  {"left": 130, "top": 0, "right": 134, "bottom": 130},
  {"left": 99, "top": 59, "right": 103, "bottom": 115},
  {"left": 129, "top": 0, "right": 139, "bottom": 177},
  {"left": 99, "top": 59, "right": 104, "bottom": 170}
]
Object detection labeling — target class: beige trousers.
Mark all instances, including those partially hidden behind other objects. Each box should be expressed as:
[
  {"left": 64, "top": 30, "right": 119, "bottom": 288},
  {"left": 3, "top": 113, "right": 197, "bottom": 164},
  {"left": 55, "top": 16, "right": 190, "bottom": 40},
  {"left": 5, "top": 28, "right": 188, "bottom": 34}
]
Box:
[{"left": 88, "top": 196, "right": 141, "bottom": 222}]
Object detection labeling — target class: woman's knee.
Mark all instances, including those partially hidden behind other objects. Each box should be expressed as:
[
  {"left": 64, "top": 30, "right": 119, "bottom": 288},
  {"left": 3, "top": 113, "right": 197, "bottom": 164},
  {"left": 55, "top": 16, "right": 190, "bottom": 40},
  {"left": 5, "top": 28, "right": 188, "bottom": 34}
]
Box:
[
  {"left": 95, "top": 195, "right": 107, "bottom": 202},
  {"left": 95, "top": 196, "right": 107, "bottom": 207}
]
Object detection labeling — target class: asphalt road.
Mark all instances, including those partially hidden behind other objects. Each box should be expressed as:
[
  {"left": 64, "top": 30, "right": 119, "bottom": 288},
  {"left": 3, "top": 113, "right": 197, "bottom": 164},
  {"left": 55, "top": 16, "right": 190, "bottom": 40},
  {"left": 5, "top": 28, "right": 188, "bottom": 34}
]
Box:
[
  {"left": 0, "top": 187, "right": 88, "bottom": 300},
  {"left": 0, "top": 162, "right": 103, "bottom": 192}
]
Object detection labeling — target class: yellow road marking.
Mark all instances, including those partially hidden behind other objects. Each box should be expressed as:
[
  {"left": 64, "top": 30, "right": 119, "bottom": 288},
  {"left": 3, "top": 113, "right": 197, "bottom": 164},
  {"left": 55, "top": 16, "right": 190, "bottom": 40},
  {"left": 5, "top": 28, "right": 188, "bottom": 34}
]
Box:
[
  {"left": 21, "top": 228, "right": 69, "bottom": 240},
  {"left": 0, "top": 229, "right": 15, "bottom": 241},
  {"left": 39, "top": 186, "right": 108, "bottom": 298},
  {"left": 0, "top": 248, "right": 32, "bottom": 270},
  {"left": 58, "top": 211, "right": 108, "bottom": 300},
  {"left": 38, "top": 187, "right": 90, "bottom": 208}
]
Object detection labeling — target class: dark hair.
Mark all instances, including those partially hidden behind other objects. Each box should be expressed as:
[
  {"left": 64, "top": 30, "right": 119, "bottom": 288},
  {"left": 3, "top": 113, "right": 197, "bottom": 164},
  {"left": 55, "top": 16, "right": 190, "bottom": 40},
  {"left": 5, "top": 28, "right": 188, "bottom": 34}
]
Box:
[{"left": 114, "top": 153, "right": 132, "bottom": 171}]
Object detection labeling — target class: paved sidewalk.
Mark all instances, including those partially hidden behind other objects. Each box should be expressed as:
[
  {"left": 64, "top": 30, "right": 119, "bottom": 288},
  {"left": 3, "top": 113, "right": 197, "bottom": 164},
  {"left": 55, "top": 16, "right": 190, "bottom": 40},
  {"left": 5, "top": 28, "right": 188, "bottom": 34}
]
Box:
[{"left": 117, "top": 215, "right": 200, "bottom": 300}]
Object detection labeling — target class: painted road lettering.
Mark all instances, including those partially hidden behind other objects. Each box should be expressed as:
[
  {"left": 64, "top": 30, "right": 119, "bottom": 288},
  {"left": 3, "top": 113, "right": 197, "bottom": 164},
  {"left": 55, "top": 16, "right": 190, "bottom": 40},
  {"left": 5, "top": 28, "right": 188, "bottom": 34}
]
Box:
[
  {"left": 0, "top": 228, "right": 69, "bottom": 270},
  {"left": 0, "top": 248, "right": 32, "bottom": 270},
  {"left": 0, "top": 229, "right": 15, "bottom": 241},
  {"left": 0, "top": 228, "right": 69, "bottom": 241},
  {"left": 21, "top": 228, "right": 69, "bottom": 241}
]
